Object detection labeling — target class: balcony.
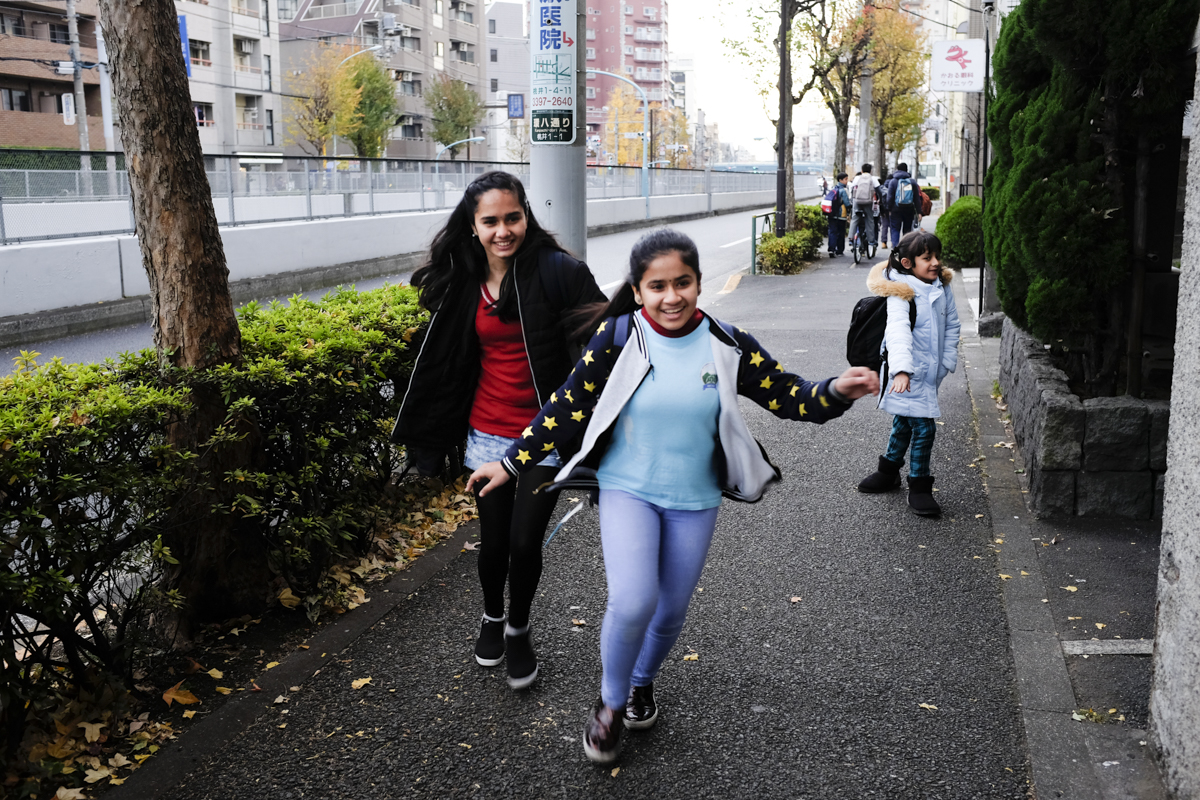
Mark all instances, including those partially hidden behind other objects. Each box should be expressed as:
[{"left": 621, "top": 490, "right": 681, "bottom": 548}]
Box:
[
  {"left": 303, "top": 1, "right": 364, "bottom": 20},
  {"left": 231, "top": 2, "right": 260, "bottom": 17}
]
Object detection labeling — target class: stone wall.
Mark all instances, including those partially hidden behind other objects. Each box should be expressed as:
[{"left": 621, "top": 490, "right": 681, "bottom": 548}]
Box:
[{"left": 997, "top": 318, "right": 1168, "bottom": 519}]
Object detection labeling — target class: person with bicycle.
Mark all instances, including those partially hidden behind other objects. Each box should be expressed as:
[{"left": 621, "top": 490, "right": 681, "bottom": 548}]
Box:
[{"left": 847, "top": 164, "right": 879, "bottom": 260}]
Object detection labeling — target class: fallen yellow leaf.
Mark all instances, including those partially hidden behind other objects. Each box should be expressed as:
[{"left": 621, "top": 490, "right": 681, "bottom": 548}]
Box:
[
  {"left": 183, "top": 710, "right": 197, "bottom": 719},
  {"left": 571, "top": 618, "right": 587, "bottom": 626},
  {"left": 1095, "top": 623, "right": 1107, "bottom": 629},
  {"left": 1020, "top": 571, "right": 1030, "bottom": 576},
  {"left": 995, "top": 539, "right": 1004, "bottom": 544},
  {"left": 1109, "top": 708, "right": 1117, "bottom": 714},
  {"left": 278, "top": 587, "right": 302, "bottom": 609},
  {"left": 109, "top": 753, "right": 131, "bottom": 768},
  {"left": 265, "top": 661, "right": 280, "bottom": 669},
  {"left": 999, "top": 574, "right": 1013, "bottom": 580},
  {"left": 109, "top": 777, "right": 127, "bottom": 786},
  {"left": 790, "top": 596, "right": 802, "bottom": 603},
  {"left": 611, "top": 767, "right": 621, "bottom": 777},
  {"left": 919, "top": 703, "right": 939, "bottom": 711},
  {"left": 162, "top": 680, "right": 200, "bottom": 707},
  {"left": 279, "top": 723, "right": 287, "bottom": 729},
  {"left": 55, "top": 788, "right": 86, "bottom": 800},
  {"left": 78, "top": 721, "right": 105, "bottom": 743},
  {"left": 975, "top": 514, "right": 984, "bottom": 518},
  {"left": 207, "top": 668, "right": 223, "bottom": 680},
  {"left": 1062, "top": 586, "right": 1079, "bottom": 592},
  {"left": 214, "top": 686, "right": 233, "bottom": 695},
  {"left": 84, "top": 766, "right": 113, "bottom": 783},
  {"left": 683, "top": 653, "right": 699, "bottom": 661},
  {"left": 352, "top": 677, "right": 373, "bottom": 689}
]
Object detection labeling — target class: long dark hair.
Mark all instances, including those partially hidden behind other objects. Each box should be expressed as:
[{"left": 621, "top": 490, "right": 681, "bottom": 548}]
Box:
[
  {"left": 410, "top": 171, "right": 564, "bottom": 319},
  {"left": 886, "top": 229, "right": 943, "bottom": 279},
  {"left": 573, "top": 228, "right": 702, "bottom": 340}
]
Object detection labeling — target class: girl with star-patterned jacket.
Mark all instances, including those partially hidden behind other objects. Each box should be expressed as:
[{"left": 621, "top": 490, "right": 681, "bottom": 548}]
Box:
[{"left": 467, "top": 229, "right": 879, "bottom": 765}]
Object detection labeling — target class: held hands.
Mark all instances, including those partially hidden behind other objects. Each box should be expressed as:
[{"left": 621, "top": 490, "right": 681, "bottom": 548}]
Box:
[
  {"left": 466, "top": 461, "right": 511, "bottom": 497},
  {"left": 890, "top": 372, "right": 911, "bottom": 394},
  {"left": 834, "top": 367, "right": 881, "bottom": 400}
]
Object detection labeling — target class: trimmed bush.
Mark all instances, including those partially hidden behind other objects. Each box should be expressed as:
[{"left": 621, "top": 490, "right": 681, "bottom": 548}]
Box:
[
  {"left": 0, "top": 283, "right": 425, "bottom": 762},
  {"left": 924, "top": 186, "right": 941, "bottom": 202},
  {"left": 795, "top": 203, "right": 828, "bottom": 237},
  {"left": 936, "top": 195, "right": 982, "bottom": 269}
]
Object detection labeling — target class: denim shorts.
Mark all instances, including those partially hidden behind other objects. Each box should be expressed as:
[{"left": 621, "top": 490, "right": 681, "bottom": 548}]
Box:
[{"left": 464, "top": 427, "right": 562, "bottom": 471}]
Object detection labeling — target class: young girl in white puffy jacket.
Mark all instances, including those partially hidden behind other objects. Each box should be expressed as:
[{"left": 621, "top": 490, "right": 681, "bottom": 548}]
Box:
[{"left": 857, "top": 230, "right": 962, "bottom": 516}]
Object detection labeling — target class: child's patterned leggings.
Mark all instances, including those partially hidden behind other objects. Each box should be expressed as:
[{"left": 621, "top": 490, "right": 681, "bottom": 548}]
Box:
[{"left": 885, "top": 415, "right": 937, "bottom": 477}]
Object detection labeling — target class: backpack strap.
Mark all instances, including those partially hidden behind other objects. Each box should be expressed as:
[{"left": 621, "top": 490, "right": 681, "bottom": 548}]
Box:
[
  {"left": 538, "top": 249, "right": 569, "bottom": 314},
  {"left": 612, "top": 312, "right": 636, "bottom": 349}
]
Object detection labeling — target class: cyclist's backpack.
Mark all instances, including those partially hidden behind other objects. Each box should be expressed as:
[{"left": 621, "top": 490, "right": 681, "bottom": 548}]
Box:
[
  {"left": 846, "top": 295, "right": 917, "bottom": 373},
  {"left": 920, "top": 189, "right": 932, "bottom": 216},
  {"left": 851, "top": 175, "right": 874, "bottom": 203},
  {"left": 821, "top": 188, "right": 836, "bottom": 214},
  {"left": 895, "top": 179, "right": 915, "bottom": 208}
]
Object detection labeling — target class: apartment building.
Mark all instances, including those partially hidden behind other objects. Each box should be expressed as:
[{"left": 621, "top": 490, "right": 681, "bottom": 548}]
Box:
[
  {"left": 178, "top": 0, "right": 283, "bottom": 157},
  {"left": 584, "top": 2, "right": 671, "bottom": 149},
  {"left": 483, "top": 0, "right": 529, "bottom": 163},
  {"left": 279, "top": 0, "right": 488, "bottom": 159},
  {"left": 0, "top": 0, "right": 104, "bottom": 149}
]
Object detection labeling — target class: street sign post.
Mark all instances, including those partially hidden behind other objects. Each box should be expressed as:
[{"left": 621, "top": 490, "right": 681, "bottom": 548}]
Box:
[
  {"left": 507, "top": 93, "right": 525, "bottom": 119},
  {"left": 531, "top": 0, "right": 577, "bottom": 144}
]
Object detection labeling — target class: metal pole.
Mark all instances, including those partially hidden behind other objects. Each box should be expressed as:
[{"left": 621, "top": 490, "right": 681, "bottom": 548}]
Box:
[
  {"left": 419, "top": 160, "right": 425, "bottom": 211},
  {"left": 95, "top": 25, "right": 118, "bottom": 197},
  {"left": 775, "top": 0, "right": 790, "bottom": 237},
  {"left": 0, "top": 187, "right": 6, "bottom": 245},
  {"left": 751, "top": 214, "right": 758, "bottom": 274},
  {"left": 304, "top": 157, "right": 312, "bottom": 219},
  {"left": 978, "top": 8, "right": 989, "bottom": 313},
  {"left": 226, "top": 157, "right": 236, "bottom": 224},
  {"left": 367, "top": 159, "right": 375, "bottom": 214}
]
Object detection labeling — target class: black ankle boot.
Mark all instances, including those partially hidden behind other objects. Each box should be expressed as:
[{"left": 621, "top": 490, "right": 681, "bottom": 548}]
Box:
[
  {"left": 907, "top": 475, "right": 941, "bottom": 517},
  {"left": 858, "top": 456, "right": 903, "bottom": 493}
]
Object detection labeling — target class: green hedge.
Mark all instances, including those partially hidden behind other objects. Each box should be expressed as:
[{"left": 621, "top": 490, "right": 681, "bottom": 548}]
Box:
[
  {"left": 0, "top": 284, "right": 425, "bottom": 761},
  {"left": 756, "top": 204, "right": 826, "bottom": 275},
  {"left": 924, "top": 186, "right": 941, "bottom": 202},
  {"left": 936, "top": 195, "right": 982, "bottom": 268}
]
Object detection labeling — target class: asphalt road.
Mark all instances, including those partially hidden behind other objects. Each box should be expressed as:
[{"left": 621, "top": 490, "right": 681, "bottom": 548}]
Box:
[
  {"left": 166, "top": 259, "right": 1028, "bottom": 798},
  {"left": 0, "top": 207, "right": 801, "bottom": 372}
]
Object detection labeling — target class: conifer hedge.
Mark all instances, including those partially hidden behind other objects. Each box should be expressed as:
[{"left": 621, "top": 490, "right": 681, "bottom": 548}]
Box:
[{"left": 985, "top": 0, "right": 1198, "bottom": 394}]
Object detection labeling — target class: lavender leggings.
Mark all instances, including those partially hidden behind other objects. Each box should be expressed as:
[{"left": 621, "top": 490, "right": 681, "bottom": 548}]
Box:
[{"left": 598, "top": 490, "right": 720, "bottom": 709}]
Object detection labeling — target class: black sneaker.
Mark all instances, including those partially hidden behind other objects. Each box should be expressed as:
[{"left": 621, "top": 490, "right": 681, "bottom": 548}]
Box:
[
  {"left": 583, "top": 698, "right": 624, "bottom": 764},
  {"left": 474, "top": 616, "right": 505, "bottom": 667},
  {"left": 505, "top": 627, "right": 538, "bottom": 689},
  {"left": 624, "top": 683, "right": 658, "bottom": 730}
]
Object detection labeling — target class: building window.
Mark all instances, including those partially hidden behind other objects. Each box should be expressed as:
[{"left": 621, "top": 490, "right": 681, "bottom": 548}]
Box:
[
  {"left": 624, "top": 25, "right": 632, "bottom": 34},
  {"left": 623, "top": 45, "right": 632, "bottom": 54},
  {"left": 490, "top": 78, "right": 498, "bottom": 91},
  {"left": 400, "top": 75, "right": 422, "bottom": 95},
  {"left": 2, "top": 87, "right": 31, "bottom": 112},
  {"left": 453, "top": 43, "right": 474, "bottom": 62},
  {"left": 0, "top": 15, "right": 26, "bottom": 36},
  {"left": 624, "top": 65, "right": 633, "bottom": 74},
  {"left": 490, "top": 48, "right": 497, "bottom": 62},
  {"left": 189, "top": 39, "right": 212, "bottom": 66},
  {"left": 401, "top": 35, "right": 421, "bottom": 52},
  {"left": 266, "top": 109, "right": 274, "bottom": 144},
  {"left": 586, "top": 86, "right": 596, "bottom": 99},
  {"left": 623, "top": 5, "right": 632, "bottom": 13},
  {"left": 434, "top": 0, "right": 443, "bottom": 13},
  {"left": 644, "top": 6, "right": 656, "bottom": 18},
  {"left": 586, "top": 28, "right": 595, "bottom": 39},
  {"left": 488, "top": 18, "right": 495, "bottom": 33},
  {"left": 49, "top": 23, "right": 69, "bottom": 44},
  {"left": 399, "top": 115, "right": 423, "bottom": 139},
  {"left": 586, "top": 47, "right": 595, "bottom": 59},
  {"left": 435, "top": 41, "right": 444, "bottom": 56},
  {"left": 193, "top": 102, "right": 215, "bottom": 127},
  {"left": 263, "top": 54, "right": 272, "bottom": 86},
  {"left": 402, "top": 0, "right": 420, "bottom": 5}
]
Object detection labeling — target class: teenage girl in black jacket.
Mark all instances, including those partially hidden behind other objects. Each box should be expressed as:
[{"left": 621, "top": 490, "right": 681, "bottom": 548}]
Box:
[{"left": 391, "top": 171, "right": 605, "bottom": 689}]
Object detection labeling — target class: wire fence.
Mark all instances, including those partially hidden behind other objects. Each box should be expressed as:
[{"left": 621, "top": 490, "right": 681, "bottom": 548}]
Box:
[{"left": 0, "top": 149, "right": 776, "bottom": 244}]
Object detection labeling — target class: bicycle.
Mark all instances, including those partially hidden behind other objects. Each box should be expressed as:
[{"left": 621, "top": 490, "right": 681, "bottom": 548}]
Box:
[{"left": 849, "top": 206, "right": 877, "bottom": 265}]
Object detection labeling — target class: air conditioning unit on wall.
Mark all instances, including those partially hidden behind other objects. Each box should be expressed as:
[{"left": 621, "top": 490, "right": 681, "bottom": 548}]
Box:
[
  {"left": 237, "top": 39, "right": 255, "bottom": 54},
  {"left": 402, "top": 71, "right": 414, "bottom": 81}
]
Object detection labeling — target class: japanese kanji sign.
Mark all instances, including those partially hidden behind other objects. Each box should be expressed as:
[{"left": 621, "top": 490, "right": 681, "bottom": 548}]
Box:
[
  {"left": 931, "top": 40, "right": 984, "bottom": 93},
  {"left": 531, "top": 0, "right": 577, "bottom": 144}
]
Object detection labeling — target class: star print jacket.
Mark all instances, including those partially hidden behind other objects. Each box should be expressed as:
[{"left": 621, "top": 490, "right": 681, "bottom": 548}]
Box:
[{"left": 499, "top": 311, "right": 853, "bottom": 503}]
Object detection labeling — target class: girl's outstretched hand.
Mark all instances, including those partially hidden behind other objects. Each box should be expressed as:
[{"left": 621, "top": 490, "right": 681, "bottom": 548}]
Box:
[
  {"left": 890, "top": 372, "right": 911, "bottom": 394},
  {"left": 466, "top": 461, "right": 511, "bottom": 497},
  {"left": 834, "top": 367, "right": 881, "bottom": 400}
]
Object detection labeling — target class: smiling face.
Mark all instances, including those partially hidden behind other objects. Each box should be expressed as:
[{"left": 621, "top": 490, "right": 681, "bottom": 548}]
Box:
[
  {"left": 472, "top": 189, "right": 528, "bottom": 271},
  {"left": 633, "top": 250, "right": 701, "bottom": 330},
  {"left": 904, "top": 249, "right": 942, "bottom": 283}
]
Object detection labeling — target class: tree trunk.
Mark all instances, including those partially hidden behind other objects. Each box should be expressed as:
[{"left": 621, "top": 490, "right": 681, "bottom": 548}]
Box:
[{"left": 97, "top": 0, "right": 269, "bottom": 633}]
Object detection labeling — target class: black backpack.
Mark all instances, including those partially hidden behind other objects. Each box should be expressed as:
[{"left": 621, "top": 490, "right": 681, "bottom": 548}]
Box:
[{"left": 846, "top": 295, "right": 916, "bottom": 373}]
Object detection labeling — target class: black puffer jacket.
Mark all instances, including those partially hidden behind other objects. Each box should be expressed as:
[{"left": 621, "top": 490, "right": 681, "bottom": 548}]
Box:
[{"left": 390, "top": 246, "right": 606, "bottom": 451}]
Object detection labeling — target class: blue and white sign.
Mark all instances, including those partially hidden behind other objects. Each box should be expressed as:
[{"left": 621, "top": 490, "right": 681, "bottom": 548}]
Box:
[
  {"left": 178, "top": 15, "right": 191, "bottom": 78},
  {"left": 507, "top": 93, "right": 525, "bottom": 119},
  {"left": 530, "top": 0, "right": 576, "bottom": 144}
]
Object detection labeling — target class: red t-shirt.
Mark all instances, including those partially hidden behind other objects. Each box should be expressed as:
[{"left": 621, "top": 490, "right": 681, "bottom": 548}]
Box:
[{"left": 469, "top": 285, "right": 541, "bottom": 438}]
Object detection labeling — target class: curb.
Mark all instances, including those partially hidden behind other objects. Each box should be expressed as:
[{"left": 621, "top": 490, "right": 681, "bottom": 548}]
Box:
[
  {"left": 106, "top": 519, "right": 479, "bottom": 800},
  {"left": 953, "top": 274, "right": 1164, "bottom": 799}
]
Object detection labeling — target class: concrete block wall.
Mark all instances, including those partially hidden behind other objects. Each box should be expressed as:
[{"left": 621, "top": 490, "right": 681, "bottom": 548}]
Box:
[{"left": 998, "top": 318, "right": 1168, "bottom": 519}]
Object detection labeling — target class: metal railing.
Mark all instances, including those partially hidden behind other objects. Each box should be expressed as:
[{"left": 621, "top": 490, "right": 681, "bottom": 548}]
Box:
[{"left": 0, "top": 149, "right": 776, "bottom": 245}]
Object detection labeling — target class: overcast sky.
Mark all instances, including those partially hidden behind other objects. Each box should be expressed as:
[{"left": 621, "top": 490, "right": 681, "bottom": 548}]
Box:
[{"left": 671, "top": 0, "right": 829, "bottom": 161}]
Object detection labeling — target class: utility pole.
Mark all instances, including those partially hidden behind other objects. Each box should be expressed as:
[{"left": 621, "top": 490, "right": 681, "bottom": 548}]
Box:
[
  {"left": 858, "top": 56, "right": 872, "bottom": 169},
  {"left": 96, "top": 24, "right": 118, "bottom": 196},
  {"left": 529, "top": 0, "right": 587, "bottom": 259},
  {"left": 66, "top": 0, "right": 92, "bottom": 194}
]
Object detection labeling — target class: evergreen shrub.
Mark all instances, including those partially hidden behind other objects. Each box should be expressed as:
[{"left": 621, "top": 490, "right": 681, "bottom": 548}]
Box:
[
  {"left": 924, "top": 187, "right": 940, "bottom": 202},
  {"left": 0, "top": 284, "right": 426, "bottom": 759},
  {"left": 936, "top": 195, "right": 982, "bottom": 269}
]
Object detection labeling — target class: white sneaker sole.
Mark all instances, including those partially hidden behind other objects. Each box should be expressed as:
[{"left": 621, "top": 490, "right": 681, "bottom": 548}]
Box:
[
  {"left": 583, "top": 738, "right": 622, "bottom": 764},
  {"left": 475, "top": 653, "right": 503, "bottom": 667},
  {"left": 506, "top": 663, "right": 538, "bottom": 689},
  {"left": 623, "top": 709, "right": 658, "bottom": 730}
]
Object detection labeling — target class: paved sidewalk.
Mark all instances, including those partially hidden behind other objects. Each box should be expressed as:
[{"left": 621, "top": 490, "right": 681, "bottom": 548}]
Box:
[{"left": 110, "top": 252, "right": 1162, "bottom": 799}]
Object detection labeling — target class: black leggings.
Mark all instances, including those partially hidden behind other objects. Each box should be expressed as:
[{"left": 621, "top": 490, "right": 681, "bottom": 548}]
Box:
[{"left": 474, "top": 466, "right": 561, "bottom": 629}]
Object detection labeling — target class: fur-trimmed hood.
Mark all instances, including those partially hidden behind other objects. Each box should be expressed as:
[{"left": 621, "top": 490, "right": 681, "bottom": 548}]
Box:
[{"left": 866, "top": 261, "right": 953, "bottom": 301}]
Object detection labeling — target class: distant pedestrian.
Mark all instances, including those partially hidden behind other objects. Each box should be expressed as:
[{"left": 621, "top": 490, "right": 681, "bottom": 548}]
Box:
[
  {"left": 847, "top": 163, "right": 879, "bottom": 252},
  {"left": 877, "top": 173, "right": 893, "bottom": 249},
  {"left": 392, "top": 171, "right": 605, "bottom": 689},
  {"left": 857, "top": 230, "right": 961, "bottom": 516},
  {"left": 826, "top": 172, "right": 851, "bottom": 256},
  {"left": 466, "top": 229, "right": 879, "bottom": 763},
  {"left": 885, "top": 163, "right": 922, "bottom": 247}
]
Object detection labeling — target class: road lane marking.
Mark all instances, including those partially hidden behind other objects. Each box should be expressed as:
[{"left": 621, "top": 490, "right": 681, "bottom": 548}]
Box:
[
  {"left": 719, "top": 274, "right": 743, "bottom": 295},
  {"left": 1060, "top": 639, "right": 1152, "bottom": 656},
  {"left": 720, "top": 236, "right": 752, "bottom": 248}
]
